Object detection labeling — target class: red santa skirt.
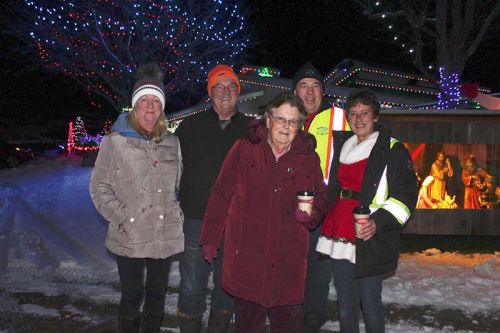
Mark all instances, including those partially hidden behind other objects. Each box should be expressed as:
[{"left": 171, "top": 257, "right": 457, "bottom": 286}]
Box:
[{"left": 316, "top": 158, "right": 368, "bottom": 263}]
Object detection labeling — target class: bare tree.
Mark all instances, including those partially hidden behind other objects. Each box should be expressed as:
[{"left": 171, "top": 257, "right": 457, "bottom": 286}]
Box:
[
  {"left": 4, "top": 0, "right": 251, "bottom": 112},
  {"left": 354, "top": 0, "right": 500, "bottom": 107}
]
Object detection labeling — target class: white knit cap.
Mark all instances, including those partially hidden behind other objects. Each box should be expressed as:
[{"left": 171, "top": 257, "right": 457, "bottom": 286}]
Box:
[{"left": 131, "top": 63, "right": 166, "bottom": 111}]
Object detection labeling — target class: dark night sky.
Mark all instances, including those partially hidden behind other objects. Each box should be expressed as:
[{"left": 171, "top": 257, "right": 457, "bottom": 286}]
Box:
[
  {"left": 246, "top": 0, "right": 500, "bottom": 89},
  {"left": 1, "top": 0, "right": 500, "bottom": 139}
]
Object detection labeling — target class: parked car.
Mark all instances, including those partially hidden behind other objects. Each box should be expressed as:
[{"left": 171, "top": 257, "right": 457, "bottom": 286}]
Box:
[{"left": 0, "top": 141, "right": 34, "bottom": 168}]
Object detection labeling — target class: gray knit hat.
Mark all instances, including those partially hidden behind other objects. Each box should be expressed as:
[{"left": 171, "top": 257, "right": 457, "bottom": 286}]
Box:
[
  {"left": 292, "top": 61, "right": 324, "bottom": 90},
  {"left": 131, "top": 63, "right": 166, "bottom": 110}
]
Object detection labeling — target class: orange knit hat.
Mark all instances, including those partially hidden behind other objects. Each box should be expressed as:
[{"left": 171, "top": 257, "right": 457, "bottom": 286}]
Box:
[{"left": 207, "top": 64, "right": 241, "bottom": 95}]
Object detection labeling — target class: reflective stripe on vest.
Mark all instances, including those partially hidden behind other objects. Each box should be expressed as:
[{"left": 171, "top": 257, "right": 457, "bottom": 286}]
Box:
[
  {"left": 308, "top": 106, "right": 350, "bottom": 183},
  {"left": 369, "top": 138, "right": 411, "bottom": 225}
]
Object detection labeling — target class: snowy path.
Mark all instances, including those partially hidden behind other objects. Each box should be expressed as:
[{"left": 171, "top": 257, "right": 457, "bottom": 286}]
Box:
[{"left": 0, "top": 155, "right": 498, "bottom": 332}]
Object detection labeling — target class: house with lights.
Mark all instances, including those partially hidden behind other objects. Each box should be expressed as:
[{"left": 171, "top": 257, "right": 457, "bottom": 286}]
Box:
[
  {"left": 324, "top": 59, "right": 441, "bottom": 108},
  {"left": 167, "top": 58, "right": 492, "bottom": 127}
]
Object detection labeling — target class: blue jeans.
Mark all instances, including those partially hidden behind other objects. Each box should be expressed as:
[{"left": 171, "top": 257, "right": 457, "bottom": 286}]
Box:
[
  {"left": 177, "top": 218, "right": 233, "bottom": 316},
  {"left": 332, "top": 259, "right": 385, "bottom": 333},
  {"left": 304, "top": 226, "right": 333, "bottom": 322}
]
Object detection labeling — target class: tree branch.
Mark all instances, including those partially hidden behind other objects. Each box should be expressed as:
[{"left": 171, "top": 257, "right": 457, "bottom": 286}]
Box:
[{"left": 465, "top": 1, "right": 500, "bottom": 58}]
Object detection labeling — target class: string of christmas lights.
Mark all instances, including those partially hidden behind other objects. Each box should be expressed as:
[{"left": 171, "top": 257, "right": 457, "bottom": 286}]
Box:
[
  {"left": 239, "top": 79, "right": 290, "bottom": 91},
  {"left": 67, "top": 116, "right": 111, "bottom": 152},
  {"left": 359, "top": 1, "right": 437, "bottom": 73},
  {"left": 354, "top": 80, "right": 437, "bottom": 96},
  {"left": 437, "top": 67, "right": 460, "bottom": 110},
  {"left": 240, "top": 65, "right": 281, "bottom": 78},
  {"left": 19, "top": 0, "right": 251, "bottom": 111}
]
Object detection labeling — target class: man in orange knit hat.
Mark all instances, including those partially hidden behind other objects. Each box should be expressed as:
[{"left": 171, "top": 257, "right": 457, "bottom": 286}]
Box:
[{"left": 176, "top": 64, "right": 249, "bottom": 332}]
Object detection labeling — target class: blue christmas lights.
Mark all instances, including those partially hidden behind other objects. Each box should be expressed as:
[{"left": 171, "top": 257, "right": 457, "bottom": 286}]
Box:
[{"left": 437, "top": 67, "right": 460, "bottom": 109}]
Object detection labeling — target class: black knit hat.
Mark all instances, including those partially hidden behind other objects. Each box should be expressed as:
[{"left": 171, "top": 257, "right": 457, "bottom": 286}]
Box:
[
  {"left": 131, "top": 63, "right": 166, "bottom": 110},
  {"left": 292, "top": 61, "right": 324, "bottom": 90}
]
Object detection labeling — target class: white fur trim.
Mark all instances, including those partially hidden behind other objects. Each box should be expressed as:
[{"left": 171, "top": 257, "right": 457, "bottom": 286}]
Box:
[
  {"left": 316, "top": 236, "right": 356, "bottom": 264},
  {"left": 339, "top": 131, "right": 379, "bottom": 164}
]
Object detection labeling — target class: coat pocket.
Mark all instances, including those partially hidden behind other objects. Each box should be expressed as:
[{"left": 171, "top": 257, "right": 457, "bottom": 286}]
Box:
[
  {"left": 120, "top": 198, "right": 142, "bottom": 234},
  {"left": 158, "top": 202, "right": 184, "bottom": 241}
]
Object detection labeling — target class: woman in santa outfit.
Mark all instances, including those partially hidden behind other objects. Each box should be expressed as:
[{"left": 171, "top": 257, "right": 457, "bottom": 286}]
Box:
[{"left": 316, "top": 89, "right": 417, "bottom": 333}]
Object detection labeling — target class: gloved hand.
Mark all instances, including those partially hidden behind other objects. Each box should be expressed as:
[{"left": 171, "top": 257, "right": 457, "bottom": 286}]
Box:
[
  {"left": 295, "top": 208, "right": 316, "bottom": 229},
  {"left": 202, "top": 244, "right": 217, "bottom": 264},
  {"left": 461, "top": 82, "right": 479, "bottom": 99}
]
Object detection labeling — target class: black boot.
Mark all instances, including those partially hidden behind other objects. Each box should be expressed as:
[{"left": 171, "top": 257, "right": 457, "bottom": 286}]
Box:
[
  {"left": 140, "top": 311, "right": 164, "bottom": 333},
  {"left": 207, "top": 309, "right": 233, "bottom": 333},
  {"left": 303, "top": 313, "right": 326, "bottom": 333},
  {"left": 119, "top": 315, "right": 140, "bottom": 333},
  {"left": 178, "top": 313, "right": 203, "bottom": 333}
]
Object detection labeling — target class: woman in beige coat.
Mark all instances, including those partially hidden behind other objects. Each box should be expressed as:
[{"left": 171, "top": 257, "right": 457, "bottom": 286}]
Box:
[{"left": 90, "top": 63, "right": 183, "bottom": 333}]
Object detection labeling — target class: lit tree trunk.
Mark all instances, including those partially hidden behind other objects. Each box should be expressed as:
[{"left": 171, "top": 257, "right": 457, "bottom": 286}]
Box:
[
  {"left": 354, "top": 0, "right": 500, "bottom": 109},
  {"left": 435, "top": 1, "right": 465, "bottom": 109},
  {"left": 437, "top": 67, "right": 460, "bottom": 109}
]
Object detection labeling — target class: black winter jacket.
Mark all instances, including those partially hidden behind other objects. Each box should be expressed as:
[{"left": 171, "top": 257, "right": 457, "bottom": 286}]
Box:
[
  {"left": 175, "top": 108, "right": 250, "bottom": 219},
  {"left": 327, "top": 126, "right": 418, "bottom": 278}
]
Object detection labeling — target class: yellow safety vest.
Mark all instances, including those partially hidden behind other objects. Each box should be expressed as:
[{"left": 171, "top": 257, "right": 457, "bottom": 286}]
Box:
[{"left": 307, "top": 106, "right": 350, "bottom": 183}]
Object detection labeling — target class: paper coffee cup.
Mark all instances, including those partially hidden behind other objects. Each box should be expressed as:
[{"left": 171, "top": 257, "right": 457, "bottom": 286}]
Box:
[
  {"left": 354, "top": 220, "right": 366, "bottom": 238},
  {"left": 353, "top": 206, "right": 371, "bottom": 238},
  {"left": 297, "top": 191, "right": 315, "bottom": 215}
]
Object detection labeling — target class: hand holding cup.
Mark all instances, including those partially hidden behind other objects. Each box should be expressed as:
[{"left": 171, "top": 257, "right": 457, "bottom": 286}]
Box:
[
  {"left": 297, "top": 191, "right": 315, "bottom": 215},
  {"left": 353, "top": 205, "right": 372, "bottom": 239}
]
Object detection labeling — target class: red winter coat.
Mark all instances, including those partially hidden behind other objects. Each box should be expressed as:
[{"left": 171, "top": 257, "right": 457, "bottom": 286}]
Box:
[{"left": 200, "top": 121, "right": 328, "bottom": 307}]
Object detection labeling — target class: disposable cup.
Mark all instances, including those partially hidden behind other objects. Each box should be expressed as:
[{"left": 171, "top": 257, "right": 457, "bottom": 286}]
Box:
[
  {"left": 353, "top": 206, "right": 371, "bottom": 238},
  {"left": 297, "top": 191, "right": 315, "bottom": 215}
]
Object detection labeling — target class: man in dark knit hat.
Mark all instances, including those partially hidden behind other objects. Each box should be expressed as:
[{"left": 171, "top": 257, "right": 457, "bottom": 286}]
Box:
[
  {"left": 293, "top": 61, "right": 326, "bottom": 130},
  {"left": 176, "top": 64, "right": 250, "bottom": 333},
  {"left": 293, "top": 61, "right": 350, "bottom": 332}
]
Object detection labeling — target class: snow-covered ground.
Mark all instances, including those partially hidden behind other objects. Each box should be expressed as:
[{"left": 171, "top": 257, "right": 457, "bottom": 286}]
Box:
[{"left": 0, "top": 154, "right": 498, "bottom": 332}]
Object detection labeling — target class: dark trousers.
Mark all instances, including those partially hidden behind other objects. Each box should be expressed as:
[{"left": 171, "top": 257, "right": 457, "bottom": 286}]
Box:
[
  {"left": 233, "top": 297, "right": 303, "bottom": 333},
  {"left": 332, "top": 259, "right": 385, "bottom": 333},
  {"left": 116, "top": 255, "right": 170, "bottom": 319},
  {"left": 304, "top": 226, "right": 333, "bottom": 322},
  {"left": 178, "top": 218, "right": 233, "bottom": 316}
]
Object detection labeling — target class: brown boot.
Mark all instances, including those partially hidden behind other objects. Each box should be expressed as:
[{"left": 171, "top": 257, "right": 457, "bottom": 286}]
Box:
[{"left": 207, "top": 309, "right": 233, "bottom": 333}]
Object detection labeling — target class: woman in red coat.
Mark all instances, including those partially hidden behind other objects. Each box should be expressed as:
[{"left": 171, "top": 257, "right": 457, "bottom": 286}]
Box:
[{"left": 200, "top": 93, "right": 328, "bottom": 333}]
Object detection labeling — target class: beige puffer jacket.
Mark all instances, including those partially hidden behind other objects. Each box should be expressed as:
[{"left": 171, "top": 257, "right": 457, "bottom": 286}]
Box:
[{"left": 90, "top": 131, "right": 184, "bottom": 259}]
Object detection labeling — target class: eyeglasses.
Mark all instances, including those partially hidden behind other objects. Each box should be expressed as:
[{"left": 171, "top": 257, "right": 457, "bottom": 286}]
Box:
[
  {"left": 269, "top": 115, "right": 301, "bottom": 128},
  {"left": 212, "top": 83, "right": 238, "bottom": 94}
]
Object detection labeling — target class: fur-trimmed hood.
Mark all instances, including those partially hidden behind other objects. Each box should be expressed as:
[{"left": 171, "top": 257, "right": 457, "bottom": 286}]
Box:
[{"left": 247, "top": 118, "right": 317, "bottom": 154}]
